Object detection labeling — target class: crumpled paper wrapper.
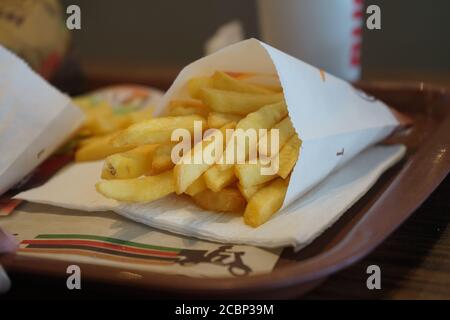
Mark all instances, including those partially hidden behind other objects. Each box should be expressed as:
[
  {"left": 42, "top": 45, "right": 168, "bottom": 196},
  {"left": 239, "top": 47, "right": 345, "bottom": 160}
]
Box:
[
  {"left": 0, "top": 45, "right": 84, "bottom": 195},
  {"left": 15, "top": 39, "right": 406, "bottom": 249}
]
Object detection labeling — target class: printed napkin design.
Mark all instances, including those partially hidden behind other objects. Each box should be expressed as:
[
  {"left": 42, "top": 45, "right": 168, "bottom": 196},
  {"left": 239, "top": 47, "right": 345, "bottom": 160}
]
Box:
[{"left": 0, "top": 206, "right": 280, "bottom": 277}]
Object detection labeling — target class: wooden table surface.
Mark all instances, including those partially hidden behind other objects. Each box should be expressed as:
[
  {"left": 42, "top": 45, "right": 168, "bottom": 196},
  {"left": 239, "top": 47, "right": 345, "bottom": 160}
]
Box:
[
  {"left": 2, "top": 65, "right": 450, "bottom": 300},
  {"left": 304, "top": 173, "right": 450, "bottom": 299}
]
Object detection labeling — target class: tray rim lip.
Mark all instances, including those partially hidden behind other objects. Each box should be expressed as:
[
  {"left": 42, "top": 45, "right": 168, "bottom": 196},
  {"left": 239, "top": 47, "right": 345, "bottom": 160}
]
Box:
[{"left": 2, "top": 81, "right": 450, "bottom": 296}]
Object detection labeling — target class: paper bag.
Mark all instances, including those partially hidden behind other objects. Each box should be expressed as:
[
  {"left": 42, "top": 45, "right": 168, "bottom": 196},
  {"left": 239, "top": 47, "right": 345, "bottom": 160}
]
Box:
[
  {"left": 0, "top": 46, "right": 84, "bottom": 195},
  {"left": 155, "top": 38, "right": 399, "bottom": 206}
]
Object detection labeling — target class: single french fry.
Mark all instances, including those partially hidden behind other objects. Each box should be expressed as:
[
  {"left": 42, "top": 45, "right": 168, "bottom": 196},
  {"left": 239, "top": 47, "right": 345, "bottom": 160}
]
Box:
[
  {"left": 244, "top": 178, "right": 288, "bottom": 227},
  {"left": 151, "top": 143, "right": 176, "bottom": 174},
  {"left": 101, "top": 144, "right": 158, "bottom": 179},
  {"left": 185, "top": 175, "right": 207, "bottom": 196},
  {"left": 192, "top": 188, "right": 246, "bottom": 213},
  {"left": 211, "top": 71, "right": 275, "bottom": 94},
  {"left": 204, "top": 165, "right": 237, "bottom": 192},
  {"left": 188, "top": 76, "right": 213, "bottom": 99},
  {"left": 236, "top": 101, "right": 288, "bottom": 131},
  {"left": 112, "top": 115, "right": 205, "bottom": 147},
  {"left": 207, "top": 112, "right": 243, "bottom": 129},
  {"left": 167, "top": 99, "right": 210, "bottom": 117},
  {"left": 174, "top": 122, "right": 235, "bottom": 194},
  {"left": 96, "top": 170, "right": 175, "bottom": 203},
  {"left": 237, "top": 182, "right": 268, "bottom": 201},
  {"left": 199, "top": 88, "right": 284, "bottom": 115},
  {"left": 258, "top": 117, "right": 296, "bottom": 157},
  {"left": 235, "top": 161, "right": 277, "bottom": 188},
  {"left": 278, "top": 134, "right": 302, "bottom": 179},
  {"left": 75, "top": 132, "right": 133, "bottom": 162}
]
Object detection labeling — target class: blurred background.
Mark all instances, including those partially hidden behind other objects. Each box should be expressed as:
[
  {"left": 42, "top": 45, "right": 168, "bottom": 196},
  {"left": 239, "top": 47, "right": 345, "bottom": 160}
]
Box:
[{"left": 1, "top": 0, "right": 449, "bottom": 93}]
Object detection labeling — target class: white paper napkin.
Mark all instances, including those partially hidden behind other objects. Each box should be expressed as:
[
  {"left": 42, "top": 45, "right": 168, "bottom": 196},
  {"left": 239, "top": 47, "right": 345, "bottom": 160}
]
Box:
[{"left": 15, "top": 144, "right": 406, "bottom": 249}]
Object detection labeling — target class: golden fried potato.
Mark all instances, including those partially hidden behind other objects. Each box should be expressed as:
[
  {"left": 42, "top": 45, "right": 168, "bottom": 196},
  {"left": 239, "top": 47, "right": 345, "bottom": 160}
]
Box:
[
  {"left": 185, "top": 175, "right": 207, "bottom": 196},
  {"left": 235, "top": 161, "right": 276, "bottom": 188},
  {"left": 174, "top": 122, "right": 235, "bottom": 194},
  {"left": 167, "top": 99, "right": 210, "bottom": 117},
  {"left": 192, "top": 188, "right": 246, "bottom": 213},
  {"left": 199, "top": 88, "right": 283, "bottom": 115},
  {"left": 204, "top": 165, "right": 237, "bottom": 192},
  {"left": 244, "top": 178, "right": 288, "bottom": 227},
  {"left": 187, "top": 76, "right": 213, "bottom": 99},
  {"left": 258, "top": 116, "right": 296, "bottom": 157},
  {"left": 96, "top": 170, "right": 175, "bottom": 202},
  {"left": 101, "top": 144, "right": 158, "bottom": 179},
  {"left": 237, "top": 182, "right": 267, "bottom": 201},
  {"left": 112, "top": 115, "right": 205, "bottom": 147},
  {"left": 207, "top": 112, "right": 243, "bottom": 129},
  {"left": 211, "top": 101, "right": 289, "bottom": 175},
  {"left": 75, "top": 132, "right": 133, "bottom": 162},
  {"left": 211, "top": 71, "right": 275, "bottom": 94},
  {"left": 151, "top": 143, "right": 177, "bottom": 174},
  {"left": 278, "top": 134, "right": 301, "bottom": 179}
]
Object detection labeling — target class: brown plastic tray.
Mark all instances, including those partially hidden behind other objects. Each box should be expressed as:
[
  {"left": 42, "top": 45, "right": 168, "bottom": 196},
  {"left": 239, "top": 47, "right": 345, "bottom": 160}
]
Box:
[{"left": 2, "top": 81, "right": 450, "bottom": 298}]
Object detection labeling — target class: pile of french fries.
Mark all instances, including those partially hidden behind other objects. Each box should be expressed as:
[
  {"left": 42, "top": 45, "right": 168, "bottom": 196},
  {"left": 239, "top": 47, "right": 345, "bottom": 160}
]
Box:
[
  {"left": 73, "top": 89, "right": 155, "bottom": 162},
  {"left": 86, "top": 72, "right": 301, "bottom": 227}
]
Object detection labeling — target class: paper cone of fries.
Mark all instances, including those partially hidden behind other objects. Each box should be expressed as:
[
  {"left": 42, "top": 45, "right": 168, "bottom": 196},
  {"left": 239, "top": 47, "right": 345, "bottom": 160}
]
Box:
[
  {"left": 15, "top": 39, "right": 405, "bottom": 248},
  {"left": 0, "top": 46, "right": 84, "bottom": 195},
  {"left": 156, "top": 38, "right": 399, "bottom": 207}
]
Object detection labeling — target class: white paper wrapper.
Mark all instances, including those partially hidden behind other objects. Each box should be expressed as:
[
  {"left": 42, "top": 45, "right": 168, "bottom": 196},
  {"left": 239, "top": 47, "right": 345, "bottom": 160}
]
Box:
[
  {"left": 14, "top": 39, "right": 405, "bottom": 249},
  {"left": 0, "top": 46, "right": 84, "bottom": 195}
]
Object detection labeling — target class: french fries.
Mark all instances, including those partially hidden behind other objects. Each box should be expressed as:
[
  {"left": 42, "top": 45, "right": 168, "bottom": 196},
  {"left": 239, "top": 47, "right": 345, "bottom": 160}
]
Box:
[
  {"left": 211, "top": 71, "right": 275, "bottom": 94},
  {"left": 244, "top": 178, "right": 289, "bottom": 227},
  {"left": 258, "top": 117, "right": 296, "bottom": 157},
  {"left": 93, "top": 70, "right": 301, "bottom": 228},
  {"left": 235, "top": 161, "right": 276, "bottom": 188},
  {"left": 207, "top": 112, "right": 242, "bottom": 129},
  {"left": 75, "top": 132, "right": 134, "bottom": 162},
  {"left": 193, "top": 188, "right": 246, "bottom": 213},
  {"left": 151, "top": 143, "right": 177, "bottom": 174},
  {"left": 237, "top": 182, "right": 267, "bottom": 201},
  {"left": 167, "top": 99, "right": 210, "bottom": 117},
  {"left": 209, "top": 100, "right": 289, "bottom": 178},
  {"left": 112, "top": 115, "right": 205, "bottom": 147},
  {"left": 188, "top": 76, "right": 213, "bottom": 99},
  {"left": 235, "top": 134, "right": 301, "bottom": 186},
  {"left": 96, "top": 170, "right": 175, "bottom": 202},
  {"left": 204, "top": 165, "right": 237, "bottom": 192},
  {"left": 185, "top": 175, "right": 207, "bottom": 196},
  {"left": 174, "top": 122, "right": 235, "bottom": 194},
  {"left": 101, "top": 144, "right": 157, "bottom": 179},
  {"left": 278, "top": 134, "right": 302, "bottom": 179},
  {"left": 199, "top": 88, "right": 284, "bottom": 115}
]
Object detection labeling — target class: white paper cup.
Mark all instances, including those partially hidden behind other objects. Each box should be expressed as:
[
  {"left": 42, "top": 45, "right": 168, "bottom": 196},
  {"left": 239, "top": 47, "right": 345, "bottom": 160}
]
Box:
[{"left": 258, "top": 0, "right": 363, "bottom": 81}]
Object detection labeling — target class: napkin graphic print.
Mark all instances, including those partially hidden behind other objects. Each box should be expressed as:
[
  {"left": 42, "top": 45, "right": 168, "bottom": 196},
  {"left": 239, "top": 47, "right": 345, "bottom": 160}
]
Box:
[{"left": 19, "top": 234, "right": 253, "bottom": 276}]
